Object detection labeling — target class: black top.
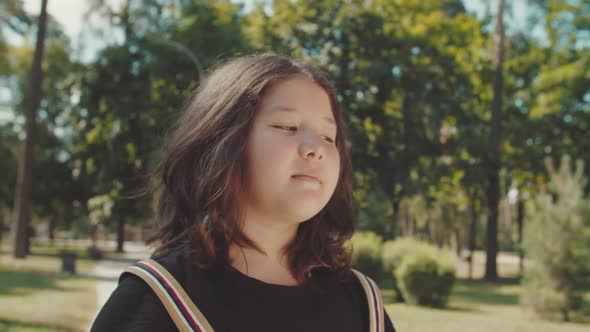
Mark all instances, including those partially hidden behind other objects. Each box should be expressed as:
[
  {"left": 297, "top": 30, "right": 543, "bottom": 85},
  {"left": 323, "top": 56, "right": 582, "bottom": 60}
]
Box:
[{"left": 90, "top": 244, "right": 396, "bottom": 332}]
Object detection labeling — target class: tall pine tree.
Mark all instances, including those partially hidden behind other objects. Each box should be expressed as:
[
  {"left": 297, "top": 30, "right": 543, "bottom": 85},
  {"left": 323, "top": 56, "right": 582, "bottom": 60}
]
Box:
[{"left": 522, "top": 155, "right": 590, "bottom": 321}]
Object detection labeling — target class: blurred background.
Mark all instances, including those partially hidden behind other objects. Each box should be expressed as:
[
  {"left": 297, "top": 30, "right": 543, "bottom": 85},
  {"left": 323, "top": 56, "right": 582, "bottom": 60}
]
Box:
[{"left": 1, "top": 0, "right": 589, "bottom": 331}]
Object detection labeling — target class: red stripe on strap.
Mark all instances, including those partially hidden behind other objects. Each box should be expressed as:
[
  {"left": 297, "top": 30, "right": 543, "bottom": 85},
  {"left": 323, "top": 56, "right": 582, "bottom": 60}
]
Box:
[
  {"left": 364, "top": 275, "right": 381, "bottom": 332},
  {"left": 135, "top": 262, "right": 201, "bottom": 332}
]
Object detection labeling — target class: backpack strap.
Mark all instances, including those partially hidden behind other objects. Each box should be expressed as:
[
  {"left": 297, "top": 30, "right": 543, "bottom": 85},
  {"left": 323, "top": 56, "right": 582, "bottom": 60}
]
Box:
[
  {"left": 352, "top": 269, "right": 385, "bottom": 332},
  {"left": 124, "top": 259, "right": 215, "bottom": 332}
]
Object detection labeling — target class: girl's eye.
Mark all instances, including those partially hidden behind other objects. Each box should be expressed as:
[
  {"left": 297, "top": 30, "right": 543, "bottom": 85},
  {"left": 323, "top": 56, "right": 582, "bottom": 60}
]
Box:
[
  {"left": 273, "top": 125, "right": 297, "bottom": 132},
  {"left": 273, "top": 125, "right": 335, "bottom": 144}
]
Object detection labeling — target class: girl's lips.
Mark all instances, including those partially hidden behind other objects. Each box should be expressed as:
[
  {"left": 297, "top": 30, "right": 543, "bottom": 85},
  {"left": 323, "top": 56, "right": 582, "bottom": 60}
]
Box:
[{"left": 291, "top": 174, "right": 321, "bottom": 183}]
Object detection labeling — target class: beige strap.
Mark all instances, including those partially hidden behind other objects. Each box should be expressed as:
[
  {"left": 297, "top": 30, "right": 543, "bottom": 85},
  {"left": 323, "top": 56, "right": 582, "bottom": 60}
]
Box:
[
  {"left": 124, "top": 259, "right": 215, "bottom": 332},
  {"left": 352, "top": 269, "right": 386, "bottom": 332},
  {"left": 126, "top": 259, "right": 385, "bottom": 331}
]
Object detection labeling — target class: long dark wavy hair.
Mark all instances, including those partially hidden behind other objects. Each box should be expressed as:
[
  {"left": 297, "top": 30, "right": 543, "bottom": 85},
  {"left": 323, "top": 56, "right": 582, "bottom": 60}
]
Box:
[{"left": 146, "top": 53, "right": 355, "bottom": 283}]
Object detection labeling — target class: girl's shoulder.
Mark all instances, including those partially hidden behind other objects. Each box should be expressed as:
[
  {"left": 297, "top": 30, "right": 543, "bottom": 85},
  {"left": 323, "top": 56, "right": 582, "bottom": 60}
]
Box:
[
  {"left": 90, "top": 243, "right": 207, "bottom": 332},
  {"left": 316, "top": 267, "right": 378, "bottom": 297},
  {"left": 122, "top": 242, "right": 218, "bottom": 296},
  {"left": 330, "top": 268, "right": 396, "bottom": 332},
  {"left": 120, "top": 243, "right": 189, "bottom": 283}
]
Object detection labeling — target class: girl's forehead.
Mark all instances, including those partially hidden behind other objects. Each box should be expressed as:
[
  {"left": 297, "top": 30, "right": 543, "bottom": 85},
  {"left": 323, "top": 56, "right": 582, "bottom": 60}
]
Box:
[
  {"left": 258, "top": 77, "right": 333, "bottom": 113},
  {"left": 264, "top": 75, "right": 325, "bottom": 96}
]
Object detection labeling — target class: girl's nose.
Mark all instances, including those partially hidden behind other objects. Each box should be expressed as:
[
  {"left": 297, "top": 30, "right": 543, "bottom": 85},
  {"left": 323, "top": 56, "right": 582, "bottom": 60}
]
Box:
[{"left": 298, "top": 133, "right": 324, "bottom": 161}]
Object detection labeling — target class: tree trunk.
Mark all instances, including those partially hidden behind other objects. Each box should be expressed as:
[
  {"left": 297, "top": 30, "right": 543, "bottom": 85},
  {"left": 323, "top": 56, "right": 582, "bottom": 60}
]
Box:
[
  {"left": 0, "top": 210, "right": 4, "bottom": 247},
  {"left": 116, "top": 218, "right": 125, "bottom": 253},
  {"left": 90, "top": 223, "right": 98, "bottom": 247},
  {"left": 12, "top": 0, "right": 49, "bottom": 259},
  {"left": 402, "top": 204, "right": 410, "bottom": 237},
  {"left": 425, "top": 217, "right": 432, "bottom": 242},
  {"left": 48, "top": 215, "right": 55, "bottom": 243},
  {"left": 24, "top": 224, "right": 33, "bottom": 255},
  {"left": 468, "top": 192, "right": 478, "bottom": 280},
  {"left": 64, "top": 200, "right": 73, "bottom": 233},
  {"left": 484, "top": 0, "right": 505, "bottom": 281},
  {"left": 454, "top": 228, "right": 462, "bottom": 257},
  {"left": 391, "top": 199, "right": 400, "bottom": 240},
  {"left": 517, "top": 198, "right": 525, "bottom": 276}
]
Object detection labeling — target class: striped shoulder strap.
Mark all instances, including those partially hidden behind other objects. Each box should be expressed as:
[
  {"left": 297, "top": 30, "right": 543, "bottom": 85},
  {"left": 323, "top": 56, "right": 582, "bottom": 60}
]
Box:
[
  {"left": 352, "top": 269, "right": 386, "bottom": 332},
  {"left": 124, "top": 259, "right": 215, "bottom": 332}
]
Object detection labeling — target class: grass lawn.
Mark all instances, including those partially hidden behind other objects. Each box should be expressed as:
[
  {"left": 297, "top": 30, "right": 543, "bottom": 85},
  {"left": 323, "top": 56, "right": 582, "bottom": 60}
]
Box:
[
  {"left": 386, "top": 280, "right": 590, "bottom": 332},
  {"left": 0, "top": 244, "right": 588, "bottom": 331},
  {"left": 0, "top": 251, "right": 98, "bottom": 332},
  {"left": 26, "top": 243, "right": 120, "bottom": 261},
  {"left": 384, "top": 251, "right": 590, "bottom": 332}
]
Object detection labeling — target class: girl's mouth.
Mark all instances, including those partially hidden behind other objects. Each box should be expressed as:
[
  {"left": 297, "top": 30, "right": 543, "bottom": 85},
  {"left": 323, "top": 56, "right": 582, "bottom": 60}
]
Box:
[{"left": 291, "top": 174, "right": 321, "bottom": 183}]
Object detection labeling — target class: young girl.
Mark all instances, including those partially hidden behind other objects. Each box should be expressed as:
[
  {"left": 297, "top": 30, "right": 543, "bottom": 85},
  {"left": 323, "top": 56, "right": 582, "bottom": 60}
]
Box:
[{"left": 90, "top": 53, "right": 396, "bottom": 332}]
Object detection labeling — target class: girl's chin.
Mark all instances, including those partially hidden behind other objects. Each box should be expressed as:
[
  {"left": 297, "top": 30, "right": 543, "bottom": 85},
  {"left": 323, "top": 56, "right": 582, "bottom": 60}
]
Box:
[{"left": 284, "top": 205, "right": 326, "bottom": 222}]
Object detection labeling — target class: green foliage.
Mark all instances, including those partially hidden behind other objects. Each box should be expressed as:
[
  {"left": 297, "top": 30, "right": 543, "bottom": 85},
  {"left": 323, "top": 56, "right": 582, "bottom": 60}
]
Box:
[
  {"left": 382, "top": 237, "right": 438, "bottom": 301},
  {"left": 391, "top": 239, "right": 456, "bottom": 307},
  {"left": 246, "top": 0, "right": 491, "bottom": 222},
  {"left": 2, "top": 0, "right": 588, "bottom": 266},
  {"left": 0, "top": 124, "right": 18, "bottom": 211},
  {"left": 349, "top": 231, "right": 385, "bottom": 281},
  {"left": 522, "top": 155, "right": 590, "bottom": 321},
  {"left": 382, "top": 237, "right": 454, "bottom": 305},
  {"left": 0, "top": 0, "right": 31, "bottom": 76},
  {"left": 382, "top": 237, "right": 428, "bottom": 275},
  {"left": 353, "top": 170, "right": 394, "bottom": 237}
]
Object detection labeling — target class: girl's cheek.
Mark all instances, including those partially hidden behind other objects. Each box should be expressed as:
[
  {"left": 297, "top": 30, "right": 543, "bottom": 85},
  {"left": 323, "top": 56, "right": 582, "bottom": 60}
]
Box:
[
  {"left": 327, "top": 144, "right": 340, "bottom": 158},
  {"left": 264, "top": 131, "right": 297, "bottom": 151}
]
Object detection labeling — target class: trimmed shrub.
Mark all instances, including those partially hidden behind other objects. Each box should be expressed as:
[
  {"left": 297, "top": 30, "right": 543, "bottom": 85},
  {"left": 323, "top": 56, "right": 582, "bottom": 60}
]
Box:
[
  {"left": 395, "top": 250, "right": 455, "bottom": 307},
  {"left": 382, "top": 237, "right": 434, "bottom": 301},
  {"left": 383, "top": 237, "right": 455, "bottom": 307},
  {"left": 349, "top": 231, "right": 384, "bottom": 281},
  {"left": 382, "top": 237, "right": 434, "bottom": 274}
]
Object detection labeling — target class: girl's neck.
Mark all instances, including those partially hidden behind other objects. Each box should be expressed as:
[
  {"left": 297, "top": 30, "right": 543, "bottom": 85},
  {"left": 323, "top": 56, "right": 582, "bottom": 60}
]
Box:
[{"left": 228, "top": 215, "right": 301, "bottom": 286}]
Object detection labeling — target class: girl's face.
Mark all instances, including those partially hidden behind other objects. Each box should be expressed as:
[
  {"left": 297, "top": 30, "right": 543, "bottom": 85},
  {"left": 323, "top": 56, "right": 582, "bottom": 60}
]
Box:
[{"left": 242, "top": 76, "right": 341, "bottom": 226}]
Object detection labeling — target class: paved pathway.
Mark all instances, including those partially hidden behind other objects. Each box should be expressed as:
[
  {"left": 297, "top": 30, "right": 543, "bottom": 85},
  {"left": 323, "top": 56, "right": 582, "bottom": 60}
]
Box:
[{"left": 89, "top": 243, "right": 152, "bottom": 328}]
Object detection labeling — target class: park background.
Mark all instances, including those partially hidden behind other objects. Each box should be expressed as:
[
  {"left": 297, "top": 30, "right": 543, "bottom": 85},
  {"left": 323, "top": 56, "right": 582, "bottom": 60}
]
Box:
[{"left": 1, "top": 0, "right": 589, "bottom": 331}]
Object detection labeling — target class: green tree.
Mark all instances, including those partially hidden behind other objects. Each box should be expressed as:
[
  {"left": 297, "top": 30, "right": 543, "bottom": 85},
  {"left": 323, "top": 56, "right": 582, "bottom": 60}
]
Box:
[
  {"left": 522, "top": 155, "right": 590, "bottom": 321},
  {"left": 484, "top": 0, "right": 506, "bottom": 281},
  {"left": 529, "top": 0, "right": 590, "bottom": 194},
  {"left": 74, "top": 0, "right": 247, "bottom": 251},
  {"left": 0, "top": 0, "right": 31, "bottom": 76},
  {"left": 246, "top": 0, "right": 489, "bottom": 241},
  {"left": 12, "top": 0, "right": 49, "bottom": 258},
  {"left": 0, "top": 2, "right": 31, "bottom": 233},
  {"left": 0, "top": 123, "right": 18, "bottom": 245}
]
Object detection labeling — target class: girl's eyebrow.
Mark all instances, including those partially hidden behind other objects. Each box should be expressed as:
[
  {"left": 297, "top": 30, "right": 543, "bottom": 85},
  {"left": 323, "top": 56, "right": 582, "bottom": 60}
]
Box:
[{"left": 268, "top": 105, "right": 336, "bottom": 126}]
